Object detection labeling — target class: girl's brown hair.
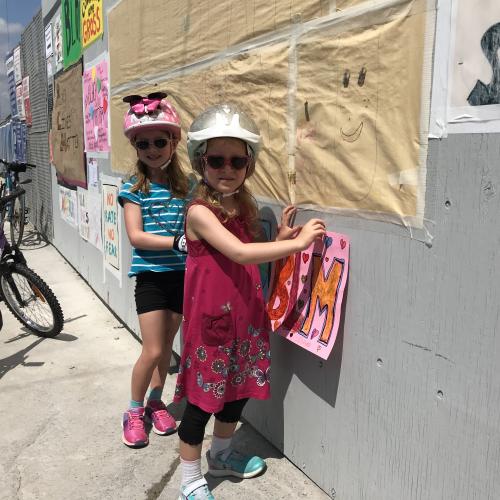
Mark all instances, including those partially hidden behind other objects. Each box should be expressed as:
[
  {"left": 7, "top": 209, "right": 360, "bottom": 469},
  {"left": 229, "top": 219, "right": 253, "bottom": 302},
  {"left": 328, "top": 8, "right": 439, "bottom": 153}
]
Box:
[
  {"left": 129, "top": 152, "right": 190, "bottom": 198},
  {"left": 195, "top": 180, "right": 261, "bottom": 239}
]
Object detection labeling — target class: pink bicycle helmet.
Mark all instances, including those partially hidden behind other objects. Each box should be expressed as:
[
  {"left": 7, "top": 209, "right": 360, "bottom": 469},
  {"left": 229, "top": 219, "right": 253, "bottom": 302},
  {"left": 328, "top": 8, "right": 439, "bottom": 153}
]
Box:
[{"left": 123, "top": 92, "right": 181, "bottom": 141}]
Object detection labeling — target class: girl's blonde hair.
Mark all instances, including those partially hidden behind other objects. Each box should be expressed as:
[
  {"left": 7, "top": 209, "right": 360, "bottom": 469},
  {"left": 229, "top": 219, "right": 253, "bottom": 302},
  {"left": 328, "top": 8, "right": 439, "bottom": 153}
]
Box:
[
  {"left": 129, "top": 152, "right": 190, "bottom": 198},
  {"left": 195, "top": 180, "right": 261, "bottom": 239}
]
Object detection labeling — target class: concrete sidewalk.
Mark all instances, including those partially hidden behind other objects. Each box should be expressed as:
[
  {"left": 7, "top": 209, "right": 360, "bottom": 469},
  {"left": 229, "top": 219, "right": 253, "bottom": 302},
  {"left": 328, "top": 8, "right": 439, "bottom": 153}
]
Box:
[{"left": 0, "top": 229, "right": 329, "bottom": 500}]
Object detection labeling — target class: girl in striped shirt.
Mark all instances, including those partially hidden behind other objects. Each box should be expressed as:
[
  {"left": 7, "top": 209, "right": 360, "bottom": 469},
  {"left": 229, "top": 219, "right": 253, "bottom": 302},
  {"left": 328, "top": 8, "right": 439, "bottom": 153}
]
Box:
[{"left": 118, "top": 92, "right": 192, "bottom": 448}]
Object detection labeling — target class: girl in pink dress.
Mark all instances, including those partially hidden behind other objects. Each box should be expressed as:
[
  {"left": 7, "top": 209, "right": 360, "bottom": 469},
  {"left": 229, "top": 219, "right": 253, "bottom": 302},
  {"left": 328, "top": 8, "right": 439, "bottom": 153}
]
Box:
[{"left": 174, "top": 103, "right": 325, "bottom": 500}]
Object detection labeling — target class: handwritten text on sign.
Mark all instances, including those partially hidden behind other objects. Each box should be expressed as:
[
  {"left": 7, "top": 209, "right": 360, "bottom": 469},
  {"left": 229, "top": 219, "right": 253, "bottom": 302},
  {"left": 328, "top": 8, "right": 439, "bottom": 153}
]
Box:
[
  {"left": 81, "top": 0, "right": 103, "bottom": 48},
  {"left": 267, "top": 232, "right": 349, "bottom": 360},
  {"left": 83, "top": 57, "right": 109, "bottom": 152},
  {"left": 62, "top": 0, "right": 81, "bottom": 68},
  {"left": 102, "top": 184, "right": 119, "bottom": 270}
]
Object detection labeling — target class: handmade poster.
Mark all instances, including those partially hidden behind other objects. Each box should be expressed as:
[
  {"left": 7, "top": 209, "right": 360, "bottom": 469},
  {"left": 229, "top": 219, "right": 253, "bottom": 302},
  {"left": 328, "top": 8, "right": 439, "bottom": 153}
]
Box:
[
  {"left": 86, "top": 157, "right": 99, "bottom": 191},
  {"left": 77, "top": 187, "right": 90, "bottom": 240},
  {"left": 81, "top": 0, "right": 103, "bottom": 48},
  {"left": 83, "top": 55, "right": 110, "bottom": 153},
  {"left": 45, "top": 23, "right": 53, "bottom": 58},
  {"left": 448, "top": 0, "right": 500, "bottom": 131},
  {"left": 62, "top": 0, "right": 82, "bottom": 68},
  {"left": 51, "top": 63, "right": 86, "bottom": 187},
  {"left": 13, "top": 46, "right": 21, "bottom": 84},
  {"left": 15, "top": 85, "right": 25, "bottom": 120},
  {"left": 102, "top": 183, "right": 119, "bottom": 270},
  {"left": 54, "top": 14, "right": 64, "bottom": 71},
  {"left": 88, "top": 189, "right": 102, "bottom": 250},
  {"left": 294, "top": 0, "right": 433, "bottom": 227},
  {"left": 59, "top": 185, "right": 78, "bottom": 227},
  {"left": 22, "top": 77, "right": 32, "bottom": 127},
  {"left": 267, "top": 231, "right": 349, "bottom": 360}
]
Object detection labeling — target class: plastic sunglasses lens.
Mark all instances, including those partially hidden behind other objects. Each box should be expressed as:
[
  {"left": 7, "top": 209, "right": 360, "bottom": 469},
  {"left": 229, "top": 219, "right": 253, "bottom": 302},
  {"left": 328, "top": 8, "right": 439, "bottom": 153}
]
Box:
[
  {"left": 231, "top": 157, "right": 249, "bottom": 170},
  {"left": 153, "top": 139, "right": 168, "bottom": 148},
  {"left": 206, "top": 156, "right": 225, "bottom": 169},
  {"left": 135, "top": 139, "right": 169, "bottom": 150}
]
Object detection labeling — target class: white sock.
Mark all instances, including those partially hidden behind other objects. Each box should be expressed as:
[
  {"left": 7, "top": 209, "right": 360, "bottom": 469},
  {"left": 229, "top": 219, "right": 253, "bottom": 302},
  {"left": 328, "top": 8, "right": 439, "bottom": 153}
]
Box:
[
  {"left": 210, "top": 435, "right": 232, "bottom": 459},
  {"left": 180, "top": 458, "right": 202, "bottom": 487}
]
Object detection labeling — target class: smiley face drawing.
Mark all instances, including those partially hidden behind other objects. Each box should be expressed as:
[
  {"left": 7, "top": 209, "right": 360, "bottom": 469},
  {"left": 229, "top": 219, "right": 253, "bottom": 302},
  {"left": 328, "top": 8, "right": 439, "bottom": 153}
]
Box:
[
  {"left": 294, "top": 8, "right": 426, "bottom": 220},
  {"left": 332, "top": 52, "right": 379, "bottom": 203},
  {"left": 295, "top": 32, "right": 380, "bottom": 205}
]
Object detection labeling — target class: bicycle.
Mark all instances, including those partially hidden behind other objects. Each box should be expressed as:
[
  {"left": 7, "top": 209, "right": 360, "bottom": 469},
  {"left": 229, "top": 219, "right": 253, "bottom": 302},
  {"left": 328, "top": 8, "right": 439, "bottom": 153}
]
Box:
[
  {"left": 0, "top": 188, "right": 64, "bottom": 337},
  {"left": 0, "top": 158, "right": 35, "bottom": 247}
]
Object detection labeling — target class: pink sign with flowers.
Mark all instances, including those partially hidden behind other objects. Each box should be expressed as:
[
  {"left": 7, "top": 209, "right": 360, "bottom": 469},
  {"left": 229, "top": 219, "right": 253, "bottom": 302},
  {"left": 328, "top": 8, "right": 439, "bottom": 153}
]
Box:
[
  {"left": 267, "top": 232, "right": 349, "bottom": 360},
  {"left": 83, "top": 54, "right": 109, "bottom": 153}
]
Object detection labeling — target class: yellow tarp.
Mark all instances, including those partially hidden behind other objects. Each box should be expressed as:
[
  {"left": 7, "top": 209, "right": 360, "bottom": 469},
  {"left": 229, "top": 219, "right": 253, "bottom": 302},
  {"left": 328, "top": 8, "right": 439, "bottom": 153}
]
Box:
[
  {"left": 110, "top": 43, "right": 291, "bottom": 202},
  {"left": 109, "top": 0, "right": 434, "bottom": 226},
  {"left": 295, "top": 0, "right": 429, "bottom": 220}
]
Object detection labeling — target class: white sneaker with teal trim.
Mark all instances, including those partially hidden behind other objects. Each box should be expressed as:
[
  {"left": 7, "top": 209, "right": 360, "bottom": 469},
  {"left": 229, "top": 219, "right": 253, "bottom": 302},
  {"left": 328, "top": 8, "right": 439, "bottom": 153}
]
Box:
[
  {"left": 178, "top": 478, "right": 215, "bottom": 500},
  {"left": 206, "top": 449, "right": 266, "bottom": 478}
]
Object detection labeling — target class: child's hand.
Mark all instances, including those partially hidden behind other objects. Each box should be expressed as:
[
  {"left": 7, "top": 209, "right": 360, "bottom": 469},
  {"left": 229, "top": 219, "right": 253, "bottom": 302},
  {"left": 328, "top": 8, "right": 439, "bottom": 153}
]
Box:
[
  {"left": 276, "top": 205, "right": 300, "bottom": 241},
  {"left": 296, "top": 218, "right": 326, "bottom": 250}
]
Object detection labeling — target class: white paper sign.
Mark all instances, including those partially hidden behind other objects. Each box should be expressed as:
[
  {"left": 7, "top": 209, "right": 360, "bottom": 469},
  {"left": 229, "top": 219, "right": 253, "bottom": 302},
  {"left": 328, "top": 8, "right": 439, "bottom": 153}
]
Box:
[
  {"left": 13, "top": 46, "right": 22, "bottom": 84},
  {"left": 102, "top": 183, "right": 119, "bottom": 270},
  {"left": 86, "top": 157, "right": 99, "bottom": 192},
  {"left": 88, "top": 190, "right": 103, "bottom": 250},
  {"left": 45, "top": 23, "right": 53, "bottom": 58},
  {"left": 77, "top": 187, "right": 90, "bottom": 240},
  {"left": 59, "top": 186, "right": 78, "bottom": 227}
]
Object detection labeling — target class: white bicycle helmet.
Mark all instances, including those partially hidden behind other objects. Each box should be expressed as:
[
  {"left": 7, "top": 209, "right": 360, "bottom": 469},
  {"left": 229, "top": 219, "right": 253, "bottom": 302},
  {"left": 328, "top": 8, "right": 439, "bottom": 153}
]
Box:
[{"left": 187, "top": 103, "right": 261, "bottom": 177}]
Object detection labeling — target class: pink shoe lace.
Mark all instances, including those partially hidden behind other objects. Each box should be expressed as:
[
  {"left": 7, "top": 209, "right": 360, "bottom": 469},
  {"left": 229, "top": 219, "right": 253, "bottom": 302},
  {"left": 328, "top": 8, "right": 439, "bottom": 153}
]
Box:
[{"left": 122, "top": 407, "right": 148, "bottom": 447}]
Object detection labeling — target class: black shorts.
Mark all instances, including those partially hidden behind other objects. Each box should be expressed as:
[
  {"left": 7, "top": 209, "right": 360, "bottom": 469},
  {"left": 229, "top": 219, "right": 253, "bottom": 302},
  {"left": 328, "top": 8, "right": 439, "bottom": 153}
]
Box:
[{"left": 134, "top": 271, "right": 185, "bottom": 315}]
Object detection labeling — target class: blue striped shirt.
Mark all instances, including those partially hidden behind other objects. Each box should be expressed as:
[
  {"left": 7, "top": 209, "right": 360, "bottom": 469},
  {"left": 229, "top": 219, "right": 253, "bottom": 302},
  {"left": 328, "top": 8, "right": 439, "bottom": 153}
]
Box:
[{"left": 118, "top": 179, "right": 190, "bottom": 277}]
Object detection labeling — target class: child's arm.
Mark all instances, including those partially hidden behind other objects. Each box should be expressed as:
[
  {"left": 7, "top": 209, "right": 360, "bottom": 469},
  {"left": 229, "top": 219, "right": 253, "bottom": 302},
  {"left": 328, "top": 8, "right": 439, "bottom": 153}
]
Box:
[
  {"left": 187, "top": 204, "right": 325, "bottom": 265},
  {"left": 123, "top": 200, "right": 181, "bottom": 251}
]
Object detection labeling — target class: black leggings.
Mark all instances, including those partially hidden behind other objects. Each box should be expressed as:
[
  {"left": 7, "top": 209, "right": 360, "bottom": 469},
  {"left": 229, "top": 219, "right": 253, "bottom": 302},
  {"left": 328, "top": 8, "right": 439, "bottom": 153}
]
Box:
[{"left": 178, "top": 399, "right": 249, "bottom": 446}]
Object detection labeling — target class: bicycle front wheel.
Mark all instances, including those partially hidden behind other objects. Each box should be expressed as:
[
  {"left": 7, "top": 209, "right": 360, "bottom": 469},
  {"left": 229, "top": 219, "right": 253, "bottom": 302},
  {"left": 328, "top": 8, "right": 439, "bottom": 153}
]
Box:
[
  {"left": 1, "top": 263, "right": 64, "bottom": 337},
  {"left": 9, "top": 192, "right": 25, "bottom": 247}
]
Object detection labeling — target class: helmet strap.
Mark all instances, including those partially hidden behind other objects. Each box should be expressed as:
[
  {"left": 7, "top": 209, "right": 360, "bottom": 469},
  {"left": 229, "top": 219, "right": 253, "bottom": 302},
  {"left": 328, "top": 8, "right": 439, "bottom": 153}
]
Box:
[
  {"left": 221, "top": 189, "right": 240, "bottom": 198},
  {"left": 160, "top": 158, "right": 172, "bottom": 170}
]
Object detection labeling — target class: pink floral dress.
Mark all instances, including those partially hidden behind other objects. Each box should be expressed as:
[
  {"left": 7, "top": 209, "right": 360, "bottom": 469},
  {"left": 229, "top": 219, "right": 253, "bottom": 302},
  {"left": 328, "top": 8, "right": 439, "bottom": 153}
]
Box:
[{"left": 173, "top": 200, "right": 271, "bottom": 413}]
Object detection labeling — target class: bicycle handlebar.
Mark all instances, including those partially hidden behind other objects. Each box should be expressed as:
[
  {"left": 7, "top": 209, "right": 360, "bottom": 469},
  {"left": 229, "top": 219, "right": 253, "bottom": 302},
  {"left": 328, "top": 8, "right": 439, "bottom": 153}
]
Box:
[
  {"left": 0, "top": 188, "right": 25, "bottom": 209},
  {"left": 0, "top": 158, "right": 36, "bottom": 171}
]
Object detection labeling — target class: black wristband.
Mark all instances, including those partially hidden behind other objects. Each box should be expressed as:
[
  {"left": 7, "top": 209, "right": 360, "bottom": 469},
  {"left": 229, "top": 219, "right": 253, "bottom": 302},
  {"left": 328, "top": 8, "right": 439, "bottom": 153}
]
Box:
[{"left": 173, "top": 234, "right": 188, "bottom": 253}]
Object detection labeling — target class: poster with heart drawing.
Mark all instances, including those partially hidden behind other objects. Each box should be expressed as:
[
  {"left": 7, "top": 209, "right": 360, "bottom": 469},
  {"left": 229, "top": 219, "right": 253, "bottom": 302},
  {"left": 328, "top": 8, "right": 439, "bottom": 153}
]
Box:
[{"left": 267, "top": 231, "right": 349, "bottom": 360}]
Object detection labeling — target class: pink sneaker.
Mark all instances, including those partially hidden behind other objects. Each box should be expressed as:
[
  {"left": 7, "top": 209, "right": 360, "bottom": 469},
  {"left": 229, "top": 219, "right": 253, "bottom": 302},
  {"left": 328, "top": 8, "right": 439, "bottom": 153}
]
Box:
[
  {"left": 145, "top": 400, "right": 177, "bottom": 435},
  {"left": 122, "top": 407, "right": 149, "bottom": 448}
]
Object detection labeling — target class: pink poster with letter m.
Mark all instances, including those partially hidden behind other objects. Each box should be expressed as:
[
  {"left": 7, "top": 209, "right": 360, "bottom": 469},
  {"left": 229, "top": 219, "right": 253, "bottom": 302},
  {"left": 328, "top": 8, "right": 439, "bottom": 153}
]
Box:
[{"left": 267, "top": 231, "right": 349, "bottom": 360}]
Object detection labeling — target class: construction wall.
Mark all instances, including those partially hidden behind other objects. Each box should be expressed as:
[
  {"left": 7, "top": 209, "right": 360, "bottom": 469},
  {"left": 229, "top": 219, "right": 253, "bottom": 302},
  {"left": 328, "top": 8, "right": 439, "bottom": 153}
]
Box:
[{"left": 32, "top": 0, "right": 500, "bottom": 498}]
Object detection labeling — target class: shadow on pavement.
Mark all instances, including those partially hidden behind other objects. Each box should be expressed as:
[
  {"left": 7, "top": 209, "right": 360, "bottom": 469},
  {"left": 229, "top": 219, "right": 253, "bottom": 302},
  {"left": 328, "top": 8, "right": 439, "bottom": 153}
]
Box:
[{"left": 0, "top": 337, "right": 44, "bottom": 380}]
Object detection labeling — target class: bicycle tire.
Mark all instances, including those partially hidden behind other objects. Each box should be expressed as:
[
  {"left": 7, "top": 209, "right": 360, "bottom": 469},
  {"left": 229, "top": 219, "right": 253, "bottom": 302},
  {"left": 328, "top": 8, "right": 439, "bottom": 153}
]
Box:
[
  {"left": 1, "top": 263, "right": 64, "bottom": 337},
  {"left": 9, "top": 192, "right": 25, "bottom": 247}
]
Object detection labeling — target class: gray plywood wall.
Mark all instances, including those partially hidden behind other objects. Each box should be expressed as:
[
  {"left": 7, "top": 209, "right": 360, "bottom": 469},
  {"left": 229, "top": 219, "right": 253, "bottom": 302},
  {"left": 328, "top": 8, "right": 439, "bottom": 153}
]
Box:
[
  {"left": 244, "top": 133, "right": 500, "bottom": 499},
  {"left": 39, "top": 0, "right": 499, "bottom": 497}
]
